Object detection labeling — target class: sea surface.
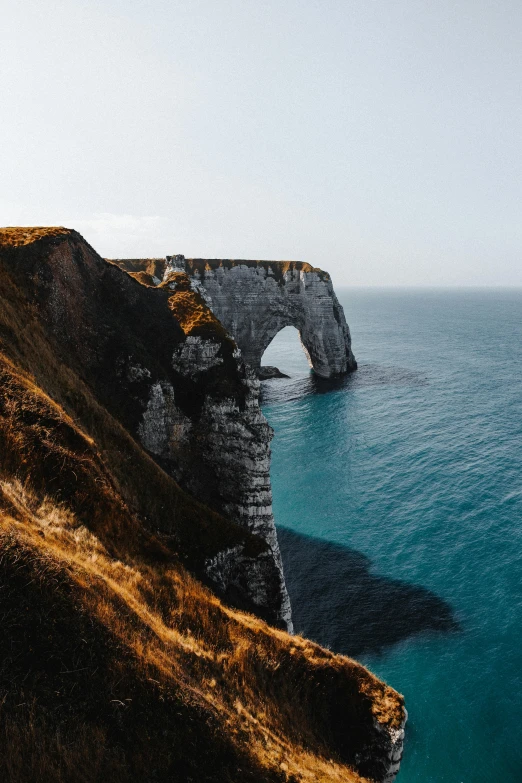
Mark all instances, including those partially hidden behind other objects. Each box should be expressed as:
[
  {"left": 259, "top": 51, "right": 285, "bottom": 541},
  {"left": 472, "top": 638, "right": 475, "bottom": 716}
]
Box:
[{"left": 260, "top": 289, "right": 522, "bottom": 783}]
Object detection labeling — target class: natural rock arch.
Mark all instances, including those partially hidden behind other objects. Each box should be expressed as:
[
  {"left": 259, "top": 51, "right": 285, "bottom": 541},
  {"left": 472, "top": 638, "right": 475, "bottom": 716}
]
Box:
[
  {"left": 174, "top": 258, "right": 357, "bottom": 378},
  {"left": 261, "top": 325, "right": 311, "bottom": 376}
]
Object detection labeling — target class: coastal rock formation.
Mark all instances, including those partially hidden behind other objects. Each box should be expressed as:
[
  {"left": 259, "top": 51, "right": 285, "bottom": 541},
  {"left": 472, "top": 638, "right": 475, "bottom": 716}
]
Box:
[
  {"left": 113, "top": 255, "right": 357, "bottom": 378},
  {"left": 257, "top": 365, "right": 290, "bottom": 380},
  {"left": 180, "top": 258, "right": 357, "bottom": 377},
  {"left": 0, "top": 227, "right": 406, "bottom": 783},
  {"left": 139, "top": 271, "right": 292, "bottom": 630}
]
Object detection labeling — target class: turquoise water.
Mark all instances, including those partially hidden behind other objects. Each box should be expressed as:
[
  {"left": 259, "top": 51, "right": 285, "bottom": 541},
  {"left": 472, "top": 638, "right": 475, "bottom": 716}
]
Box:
[{"left": 261, "top": 289, "right": 522, "bottom": 783}]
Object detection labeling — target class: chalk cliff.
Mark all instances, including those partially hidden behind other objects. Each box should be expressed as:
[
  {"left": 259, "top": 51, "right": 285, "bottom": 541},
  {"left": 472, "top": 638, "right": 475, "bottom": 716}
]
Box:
[
  {"left": 109, "top": 253, "right": 359, "bottom": 631},
  {"left": 183, "top": 257, "right": 357, "bottom": 377},
  {"left": 138, "top": 270, "right": 292, "bottom": 630}
]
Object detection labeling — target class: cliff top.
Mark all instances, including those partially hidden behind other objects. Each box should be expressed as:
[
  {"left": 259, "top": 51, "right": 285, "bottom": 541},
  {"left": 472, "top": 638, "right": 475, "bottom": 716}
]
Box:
[
  {"left": 0, "top": 226, "right": 72, "bottom": 248},
  {"left": 186, "top": 258, "right": 331, "bottom": 283},
  {"left": 186, "top": 257, "right": 320, "bottom": 272},
  {"left": 111, "top": 256, "right": 331, "bottom": 283}
]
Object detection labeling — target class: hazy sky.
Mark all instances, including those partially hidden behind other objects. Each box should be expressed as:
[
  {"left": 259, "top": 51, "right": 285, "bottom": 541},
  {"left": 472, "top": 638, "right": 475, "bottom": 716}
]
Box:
[{"left": 2, "top": 0, "right": 522, "bottom": 286}]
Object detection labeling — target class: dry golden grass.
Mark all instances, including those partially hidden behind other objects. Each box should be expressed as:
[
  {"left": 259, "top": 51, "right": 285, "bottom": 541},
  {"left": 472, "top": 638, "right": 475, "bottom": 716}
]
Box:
[
  {"left": 106, "top": 257, "right": 166, "bottom": 280},
  {"left": 0, "top": 226, "right": 71, "bottom": 248},
  {"left": 0, "top": 350, "right": 404, "bottom": 781},
  {"left": 168, "top": 290, "right": 227, "bottom": 337},
  {"left": 162, "top": 272, "right": 231, "bottom": 341},
  {"left": 127, "top": 270, "right": 157, "bottom": 286},
  {"left": 0, "top": 704, "right": 129, "bottom": 783},
  {"left": 0, "top": 245, "right": 254, "bottom": 563},
  {"left": 0, "top": 479, "right": 402, "bottom": 782},
  {"left": 184, "top": 258, "right": 331, "bottom": 283}
]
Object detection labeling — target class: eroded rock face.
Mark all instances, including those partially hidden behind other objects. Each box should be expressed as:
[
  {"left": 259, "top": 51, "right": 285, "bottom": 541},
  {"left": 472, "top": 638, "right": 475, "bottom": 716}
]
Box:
[
  {"left": 138, "top": 333, "right": 293, "bottom": 632},
  {"left": 257, "top": 366, "right": 290, "bottom": 380},
  {"left": 363, "top": 712, "right": 407, "bottom": 783},
  {"left": 104, "top": 253, "right": 358, "bottom": 631},
  {"left": 178, "top": 257, "right": 357, "bottom": 378}
]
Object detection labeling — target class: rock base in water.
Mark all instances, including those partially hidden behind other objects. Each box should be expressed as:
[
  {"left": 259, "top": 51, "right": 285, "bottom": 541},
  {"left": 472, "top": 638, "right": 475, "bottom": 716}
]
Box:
[{"left": 257, "top": 366, "right": 290, "bottom": 380}]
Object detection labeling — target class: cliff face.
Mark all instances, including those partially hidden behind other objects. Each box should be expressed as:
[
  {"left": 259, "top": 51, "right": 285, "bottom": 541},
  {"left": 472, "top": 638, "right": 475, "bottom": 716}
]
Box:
[
  {"left": 182, "top": 258, "right": 357, "bottom": 378},
  {"left": 0, "top": 227, "right": 406, "bottom": 783},
  {"left": 114, "top": 255, "right": 357, "bottom": 378},
  {"left": 0, "top": 228, "right": 290, "bottom": 630},
  {"left": 138, "top": 271, "right": 292, "bottom": 630}
]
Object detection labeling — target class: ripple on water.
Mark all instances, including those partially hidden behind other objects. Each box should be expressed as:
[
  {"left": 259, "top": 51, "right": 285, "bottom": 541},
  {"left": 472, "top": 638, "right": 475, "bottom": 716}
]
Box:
[{"left": 262, "top": 290, "right": 522, "bottom": 783}]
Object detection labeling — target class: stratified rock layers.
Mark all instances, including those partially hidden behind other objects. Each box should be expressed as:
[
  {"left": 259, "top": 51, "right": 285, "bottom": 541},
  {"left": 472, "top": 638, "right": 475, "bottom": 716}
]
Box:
[
  {"left": 113, "top": 256, "right": 357, "bottom": 378},
  {"left": 178, "top": 257, "right": 357, "bottom": 378},
  {"left": 138, "top": 337, "right": 293, "bottom": 632}
]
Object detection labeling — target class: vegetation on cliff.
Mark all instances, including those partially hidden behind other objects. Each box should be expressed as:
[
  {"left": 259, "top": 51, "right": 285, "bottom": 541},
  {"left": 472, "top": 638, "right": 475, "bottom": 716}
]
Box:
[
  {"left": 0, "top": 227, "right": 404, "bottom": 782},
  {"left": 183, "top": 258, "right": 331, "bottom": 285},
  {"left": 162, "top": 271, "right": 231, "bottom": 342},
  {"left": 111, "top": 256, "right": 331, "bottom": 287}
]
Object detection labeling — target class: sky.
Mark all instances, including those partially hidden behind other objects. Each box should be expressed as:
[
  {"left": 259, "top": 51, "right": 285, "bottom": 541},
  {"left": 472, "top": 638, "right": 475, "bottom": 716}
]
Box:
[{"left": 2, "top": 0, "right": 522, "bottom": 286}]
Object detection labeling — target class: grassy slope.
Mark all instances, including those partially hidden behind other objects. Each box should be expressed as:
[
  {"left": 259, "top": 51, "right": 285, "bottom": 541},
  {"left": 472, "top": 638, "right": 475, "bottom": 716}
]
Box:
[
  {"left": 0, "top": 227, "right": 254, "bottom": 564},
  {"left": 0, "top": 228, "right": 404, "bottom": 782}
]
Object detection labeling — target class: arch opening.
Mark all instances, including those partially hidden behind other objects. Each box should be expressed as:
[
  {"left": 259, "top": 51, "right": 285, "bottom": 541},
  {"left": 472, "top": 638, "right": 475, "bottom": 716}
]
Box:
[{"left": 260, "top": 326, "right": 312, "bottom": 379}]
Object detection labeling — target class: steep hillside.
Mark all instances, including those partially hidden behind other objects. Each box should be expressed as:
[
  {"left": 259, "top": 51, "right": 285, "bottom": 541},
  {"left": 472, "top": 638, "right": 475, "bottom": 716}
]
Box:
[
  {"left": 0, "top": 227, "right": 405, "bottom": 782},
  {"left": 0, "top": 226, "right": 290, "bottom": 628}
]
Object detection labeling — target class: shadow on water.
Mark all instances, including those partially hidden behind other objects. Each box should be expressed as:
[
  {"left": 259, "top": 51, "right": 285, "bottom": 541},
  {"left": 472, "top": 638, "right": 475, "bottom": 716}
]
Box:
[
  {"left": 277, "top": 527, "right": 460, "bottom": 657},
  {"left": 260, "top": 363, "right": 429, "bottom": 405}
]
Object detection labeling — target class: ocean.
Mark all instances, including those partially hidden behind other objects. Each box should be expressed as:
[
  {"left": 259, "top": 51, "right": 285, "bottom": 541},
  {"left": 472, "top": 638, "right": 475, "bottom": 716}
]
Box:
[{"left": 261, "top": 288, "right": 522, "bottom": 783}]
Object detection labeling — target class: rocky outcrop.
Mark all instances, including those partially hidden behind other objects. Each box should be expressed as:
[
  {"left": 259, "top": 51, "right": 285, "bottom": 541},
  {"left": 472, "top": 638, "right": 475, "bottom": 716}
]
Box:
[
  {"left": 148, "top": 271, "right": 293, "bottom": 630},
  {"left": 105, "top": 253, "right": 358, "bottom": 629},
  {"left": 257, "top": 365, "right": 290, "bottom": 380},
  {"left": 113, "top": 255, "right": 357, "bottom": 378},
  {"left": 364, "top": 711, "right": 407, "bottom": 783}
]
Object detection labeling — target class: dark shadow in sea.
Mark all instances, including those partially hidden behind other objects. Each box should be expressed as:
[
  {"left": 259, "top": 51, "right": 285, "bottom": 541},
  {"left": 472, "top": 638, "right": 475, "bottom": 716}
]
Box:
[
  {"left": 260, "top": 363, "right": 429, "bottom": 405},
  {"left": 277, "top": 526, "right": 460, "bottom": 657}
]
